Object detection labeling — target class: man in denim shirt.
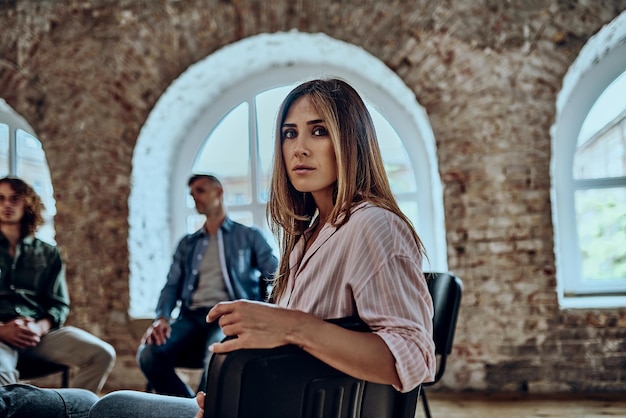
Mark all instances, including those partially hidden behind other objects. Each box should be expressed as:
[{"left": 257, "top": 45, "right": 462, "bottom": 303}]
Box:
[
  {"left": 137, "top": 174, "right": 278, "bottom": 397},
  {"left": 0, "top": 177, "right": 115, "bottom": 393}
]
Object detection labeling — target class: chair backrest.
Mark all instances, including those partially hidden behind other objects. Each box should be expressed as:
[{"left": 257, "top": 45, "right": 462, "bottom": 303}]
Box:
[
  {"left": 203, "top": 317, "right": 420, "bottom": 418},
  {"left": 424, "top": 272, "right": 463, "bottom": 383}
]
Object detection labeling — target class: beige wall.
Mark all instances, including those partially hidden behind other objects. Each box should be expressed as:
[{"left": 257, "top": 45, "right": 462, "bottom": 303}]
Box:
[{"left": 1, "top": 0, "right": 625, "bottom": 393}]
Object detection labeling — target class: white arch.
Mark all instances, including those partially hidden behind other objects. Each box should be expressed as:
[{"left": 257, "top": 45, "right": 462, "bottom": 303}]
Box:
[
  {"left": 551, "top": 12, "right": 626, "bottom": 308},
  {"left": 0, "top": 99, "right": 56, "bottom": 245},
  {"left": 129, "top": 31, "right": 447, "bottom": 317}
]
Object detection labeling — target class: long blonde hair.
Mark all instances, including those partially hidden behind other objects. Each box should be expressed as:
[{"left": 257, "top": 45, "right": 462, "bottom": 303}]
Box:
[{"left": 266, "top": 78, "right": 426, "bottom": 301}]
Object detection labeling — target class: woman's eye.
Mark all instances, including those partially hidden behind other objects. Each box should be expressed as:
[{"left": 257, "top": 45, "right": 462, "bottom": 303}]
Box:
[
  {"left": 282, "top": 129, "right": 296, "bottom": 139},
  {"left": 312, "top": 126, "right": 328, "bottom": 136}
]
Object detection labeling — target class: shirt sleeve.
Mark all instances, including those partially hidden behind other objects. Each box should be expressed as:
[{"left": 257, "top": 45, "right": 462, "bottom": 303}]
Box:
[
  {"left": 348, "top": 208, "right": 437, "bottom": 392},
  {"left": 362, "top": 254, "right": 436, "bottom": 392},
  {"left": 155, "top": 237, "right": 188, "bottom": 319},
  {"left": 250, "top": 228, "right": 278, "bottom": 279},
  {"left": 249, "top": 228, "right": 278, "bottom": 300},
  {"left": 44, "top": 248, "right": 70, "bottom": 328}
]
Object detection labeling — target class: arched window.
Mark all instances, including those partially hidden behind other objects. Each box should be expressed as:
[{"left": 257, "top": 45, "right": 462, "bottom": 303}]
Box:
[
  {"left": 551, "top": 12, "right": 626, "bottom": 308},
  {"left": 0, "top": 99, "right": 56, "bottom": 244},
  {"left": 129, "top": 32, "right": 447, "bottom": 318},
  {"left": 186, "top": 84, "right": 428, "bottom": 252}
]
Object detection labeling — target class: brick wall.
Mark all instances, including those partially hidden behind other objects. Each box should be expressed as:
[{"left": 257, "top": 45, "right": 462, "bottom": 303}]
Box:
[{"left": 0, "top": 0, "right": 624, "bottom": 393}]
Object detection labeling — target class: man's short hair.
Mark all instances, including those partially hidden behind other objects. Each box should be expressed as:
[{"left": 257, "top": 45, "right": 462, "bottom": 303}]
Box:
[{"left": 187, "top": 174, "right": 222, "bottom": 188}]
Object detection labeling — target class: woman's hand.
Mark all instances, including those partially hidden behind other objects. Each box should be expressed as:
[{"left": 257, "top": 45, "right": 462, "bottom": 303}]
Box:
[
  {"left": 206, "top": 299, "right": 402, "bottom": 391},
  {"left": 194, "top": 392, "right": 205, "bottom": 418},
  {"left": 207, "top": 300, "right": 309, "bottom": 353}
]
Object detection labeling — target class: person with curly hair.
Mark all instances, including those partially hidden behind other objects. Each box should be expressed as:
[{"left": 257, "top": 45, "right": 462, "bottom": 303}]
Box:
[{"left": 0, "top": 177, "right": 116, "bottom": 394}]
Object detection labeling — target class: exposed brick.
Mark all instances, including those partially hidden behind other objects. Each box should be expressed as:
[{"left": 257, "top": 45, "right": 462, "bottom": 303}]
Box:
[{"left": 1, "top": 0, "right": 625, "bottom": 394}]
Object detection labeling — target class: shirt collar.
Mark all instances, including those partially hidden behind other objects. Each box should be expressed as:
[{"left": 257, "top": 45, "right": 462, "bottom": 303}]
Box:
[
  {"left": 0, "top": 232, "right": 33, "bottom": 247},
  {"left": 22, "top": 235, "right": 35, "bottom": 245},
  {"left": 193, "top": 216, "right": 233, "bottom": 238}
]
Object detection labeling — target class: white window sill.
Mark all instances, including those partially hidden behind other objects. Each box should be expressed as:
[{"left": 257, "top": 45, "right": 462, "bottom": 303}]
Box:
[{"left": 560, "top": 295, "right": 626, "bottom": 309}]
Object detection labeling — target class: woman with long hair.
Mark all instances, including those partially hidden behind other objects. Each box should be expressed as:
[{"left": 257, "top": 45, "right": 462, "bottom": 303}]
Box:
[
  {"left": 208, "top": 78, "right": 435, "bottom": 388},
  {"left": 90, "top": 78, "right": 435, "bottom": 417}
]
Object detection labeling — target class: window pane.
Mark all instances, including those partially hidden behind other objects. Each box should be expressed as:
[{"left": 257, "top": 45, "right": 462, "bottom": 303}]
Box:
[
  {"left": 574, "top": 122, "right": 626, "bottom": 179},
  {"left": 370, "top": 110, "right": 416, "bottom": 194},
  {"left": 575, "top": 72, "right": 626, "bottom": 180},
  {"left": 398, "top": 200, "right": 419, "bottom": 230},
  {"left": 575, "top": 187, "right": 626, "bottom": 281},
  {"left": 15, "top": 129, "right": 56, "bottom": 244},
  {"left": 228, "top": 210, "right": 253, "bottom": 227},
  {"left": 0, "top": 124, "right": 8, "bottom": 177},
  {"left": 186, "top": 213, "right": 205, "bottom": 234},
  {"left": 193, "top": 102, "right": 251, "bottom": 205},
  {"left": 256, "top": 86, "right": 295, "bottom": 203}
]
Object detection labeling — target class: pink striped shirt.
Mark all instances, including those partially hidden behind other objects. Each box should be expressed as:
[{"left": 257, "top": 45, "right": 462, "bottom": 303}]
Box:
[{"left": 276, "top": 202, "right": 436, "bottom": 392}]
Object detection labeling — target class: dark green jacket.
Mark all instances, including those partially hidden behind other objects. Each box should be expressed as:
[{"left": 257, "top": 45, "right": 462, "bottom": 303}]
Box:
[{"left": 0, "top": 233, "right": 70, "bottom": 329}]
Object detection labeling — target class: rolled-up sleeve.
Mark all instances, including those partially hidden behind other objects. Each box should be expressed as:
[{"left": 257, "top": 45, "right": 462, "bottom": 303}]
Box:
[
  {"left": 279, "top": 203, "right": 437, "bottom": 392},
  {"left": 356, "top": 253, "right": 436, "bottom": 392}
]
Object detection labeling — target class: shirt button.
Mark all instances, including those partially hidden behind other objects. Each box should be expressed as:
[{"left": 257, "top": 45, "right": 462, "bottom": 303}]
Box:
[
  {"left": 192, "top": 269, "right": 198, "bottom": 275},
  {"left": 15, "top": 307, "right": 21, "bottom": 314},
  {"left": 197, "top": 254, "right": 202, "bottom": 260},
  {"left": 188, "top": 285, "right": 194, "bottom": 290},
  {"left": 9, "top": 285, "right": 15, "bottom": 290}
]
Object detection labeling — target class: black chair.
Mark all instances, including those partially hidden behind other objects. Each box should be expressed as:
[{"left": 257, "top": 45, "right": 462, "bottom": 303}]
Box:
[
  {"left": 203, "top": 317, "right": 421, "bottom": 418},
  {"left": 16, "top": 356, "right": 70, "bottom": 388},
  {"left": 420, "top": 272, "right": 463, "bottom": 418}
]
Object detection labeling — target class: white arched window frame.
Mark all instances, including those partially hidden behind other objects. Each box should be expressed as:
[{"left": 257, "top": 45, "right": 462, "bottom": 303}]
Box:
[
  {"left": 551, "top": 12, "right": 626, "bottom": 309},
  {"left": 129, "top": 32, "right": 448, "bottom": 318},
  {"left": 0, "top": 99, "right": 56, "bottom": 244}
]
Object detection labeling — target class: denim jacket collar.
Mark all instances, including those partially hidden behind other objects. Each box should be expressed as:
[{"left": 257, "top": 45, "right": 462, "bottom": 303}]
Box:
[{"left": 191, "top": 216, "right": 235, "bottom": 238}]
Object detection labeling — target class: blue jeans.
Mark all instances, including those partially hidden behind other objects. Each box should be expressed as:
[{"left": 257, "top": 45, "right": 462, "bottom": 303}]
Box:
[
  {"left": 0, "top": 383, "right": 98, "bottom": 418},
  {"left": 88, "top": 390, "right": 199, "bottom": 418},
  {"left": 137, "top": 309, "right": 224, "bottom": 397}
]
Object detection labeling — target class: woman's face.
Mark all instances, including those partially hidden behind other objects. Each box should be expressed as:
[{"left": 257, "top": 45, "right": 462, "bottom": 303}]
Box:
[{"left": 281, "top": 96, "right": 338, "bottom": 209}]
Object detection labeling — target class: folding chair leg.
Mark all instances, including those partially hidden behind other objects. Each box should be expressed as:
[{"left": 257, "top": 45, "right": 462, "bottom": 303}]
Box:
[
  {"left": 421, "top": 388, "right": 432, "bottom": 418},
  {"left": 62, "top": 368, "right": 69, "bottom": 388}
]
